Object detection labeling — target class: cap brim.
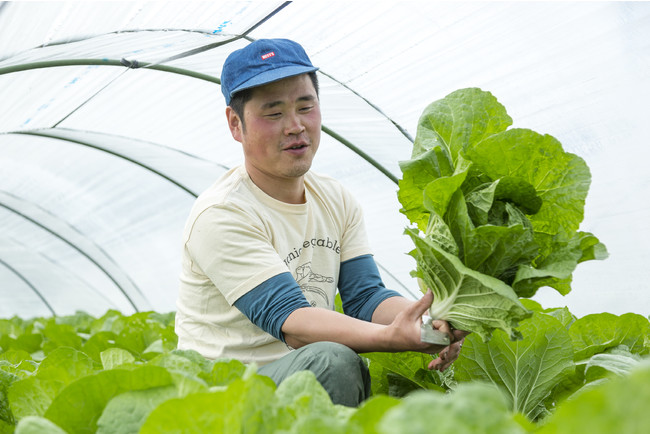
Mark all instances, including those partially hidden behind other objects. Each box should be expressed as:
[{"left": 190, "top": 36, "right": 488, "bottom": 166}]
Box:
[{"left": 229, "top": 65, "right": 319, "bottom": 98}]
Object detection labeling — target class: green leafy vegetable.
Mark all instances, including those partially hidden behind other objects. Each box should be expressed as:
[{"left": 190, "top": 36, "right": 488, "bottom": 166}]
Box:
[
  {"left": 537, "top": 362, "right": 650, "bottom": 434},
  {"left": 398, "top": 88, "right": 607, "bottom": 339},
  {"left": 377, "top": 382, "right": 527, "bottom": 434}
]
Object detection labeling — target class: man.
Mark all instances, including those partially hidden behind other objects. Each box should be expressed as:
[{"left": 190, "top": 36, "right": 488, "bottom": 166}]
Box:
[{"left": 175, "top": 38, "right": 465, "bottom": 407}]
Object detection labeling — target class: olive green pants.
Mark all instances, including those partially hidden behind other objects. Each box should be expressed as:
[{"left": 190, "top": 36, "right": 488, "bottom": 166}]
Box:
[{"left": 258, "top": 341, "right": 371, "bottom": 407}]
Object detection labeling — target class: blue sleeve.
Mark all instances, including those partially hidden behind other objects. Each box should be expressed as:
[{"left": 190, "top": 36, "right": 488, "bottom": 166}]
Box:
[
  {"left": 233, "top": 272, "right": 311, "bottom": 343},
  {"left": 338, "top": 254, "right": 402, "bottom": 321}
]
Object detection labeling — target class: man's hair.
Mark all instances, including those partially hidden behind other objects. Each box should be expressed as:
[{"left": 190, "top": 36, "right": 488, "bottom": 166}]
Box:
[{"left": 228, "top": 72, "right": 319, "bottom": 130}]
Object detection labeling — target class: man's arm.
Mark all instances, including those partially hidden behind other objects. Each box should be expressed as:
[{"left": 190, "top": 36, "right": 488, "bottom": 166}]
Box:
[
  {"left": 234, "top": 270, "right": 454, "bottom": 355},
  {"left": 371, "top": 295, "right": 415, "bottom": 325},
  {"left": 281, "top": 290, "right": 452, "bottom": 355},
  {"left": 234, "top": 269, "right": 448, "bottom": 354}
]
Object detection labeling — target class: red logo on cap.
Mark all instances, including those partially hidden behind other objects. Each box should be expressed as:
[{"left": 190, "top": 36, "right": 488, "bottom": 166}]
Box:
[{"left": 261, "top": 51, "right": 275, "bottom": 60}]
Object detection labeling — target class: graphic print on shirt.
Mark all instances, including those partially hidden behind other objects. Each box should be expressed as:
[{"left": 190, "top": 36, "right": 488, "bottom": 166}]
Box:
[{"left": 295, "top": 262, "right": 333, "bottom": 307}]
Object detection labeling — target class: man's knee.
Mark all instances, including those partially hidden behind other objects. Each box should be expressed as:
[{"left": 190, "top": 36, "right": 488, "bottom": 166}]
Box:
[
  {"left": 301, "top": 342, "right": 370, "bottom": 407},
  {"left": 311, "top": 341, "right": 359, "bottom": 366}
]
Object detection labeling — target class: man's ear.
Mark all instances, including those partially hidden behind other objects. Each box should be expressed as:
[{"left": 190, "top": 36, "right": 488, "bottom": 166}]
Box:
[{"left": 226, "top": 106, "right": 243, "bottom": 143}]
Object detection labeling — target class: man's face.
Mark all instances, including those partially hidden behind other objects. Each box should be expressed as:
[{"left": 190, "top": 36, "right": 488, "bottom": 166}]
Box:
[{"left": 228, "top": 74, "right": 321, "bottom": 182}]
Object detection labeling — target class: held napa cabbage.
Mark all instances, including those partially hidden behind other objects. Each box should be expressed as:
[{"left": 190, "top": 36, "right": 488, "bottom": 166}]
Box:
[{"left": 398, "top": 88, "right": 607, "bottom": 342}]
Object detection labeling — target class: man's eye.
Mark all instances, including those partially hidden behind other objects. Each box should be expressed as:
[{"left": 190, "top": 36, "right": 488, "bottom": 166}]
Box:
[
  {"left": 299, "top": 106, "right": 313, "bottom": 112},
  {"left": 265, "top": 112, "right": 281, "bottom": 118}
]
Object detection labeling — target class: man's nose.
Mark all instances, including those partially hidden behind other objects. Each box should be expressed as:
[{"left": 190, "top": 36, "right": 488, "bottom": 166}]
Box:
[{"left": 284, "top": 112, "right": 305, "bottom": 135}]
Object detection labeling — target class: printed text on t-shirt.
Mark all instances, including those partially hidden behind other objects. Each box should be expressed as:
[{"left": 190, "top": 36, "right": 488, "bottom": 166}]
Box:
[{"left": 283, "top": 236, "right": 341, "bottom": 267}]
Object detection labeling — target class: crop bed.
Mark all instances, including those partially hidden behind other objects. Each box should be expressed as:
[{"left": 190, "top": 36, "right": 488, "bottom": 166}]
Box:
[{"left": 1, "top": 304, "right": 648, "bottom": 433}]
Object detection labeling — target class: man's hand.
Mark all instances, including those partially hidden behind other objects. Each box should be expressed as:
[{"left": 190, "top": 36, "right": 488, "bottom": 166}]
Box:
[
  {"left": 383, "top": 290, "right": 469, "bottom": 371},
  {"left": 380, "top": 290, "right": 450, "bottom": 353}
]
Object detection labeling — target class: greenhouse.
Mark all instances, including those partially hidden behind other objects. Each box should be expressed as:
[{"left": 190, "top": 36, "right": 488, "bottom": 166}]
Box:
[{"left": 1, "top": 1, "right": 649, "bottom": 433}]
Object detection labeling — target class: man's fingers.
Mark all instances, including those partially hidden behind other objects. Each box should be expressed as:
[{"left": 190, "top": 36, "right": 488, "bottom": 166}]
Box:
[
  {"left": 428, "top": 337, "right": 466, "bottom": 372},
  {"left": 408, "top": 290, "right": 433, "bottom": 320},
  {"left": 428, "top": 355, "right": 450, "bottom": 372},
  {"left": 431, "top": 318, "right": 453, "bottom": 342}
]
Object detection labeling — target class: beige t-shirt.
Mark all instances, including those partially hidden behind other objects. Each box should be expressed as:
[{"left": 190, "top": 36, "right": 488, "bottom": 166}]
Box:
[{"left": 175, "top": 166, "right": 371, "bottom": 365}]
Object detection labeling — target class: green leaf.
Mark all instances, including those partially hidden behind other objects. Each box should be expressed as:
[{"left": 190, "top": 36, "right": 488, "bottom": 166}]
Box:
[
  {"left": 96, "top": 385, "right": 178, "bottom": 434},
  {"left": 167, "top": 371, "right": 208, "bottom": 396},
  {"left": 422, "top": 170, "right": 469, "bottom": 219},
  {"left": 537, "top": 362, "right": 650, "bottom": 434},
  {"left": 148, "top": 353, "right": 202, "bottom": 377},
  {"left": 200, "top": 358, "right": 247, "bottom": 387},
  {"left": 575, "top": 231, "right": 609, "bottom": 263},
  {"left": 348, "top": 395, "right": 401, "bottom": 434},
  {"left": 569, "top": 312, "right": 650, "bottom": 360},
  {"left": 378, "top": 383, "right": 526, "bottom": 434},
  {"left": 10, "top": 335, "right": 42, "bottom": 355},
  {"left": 8, "top": 377, "right": 60, "bottom": 420},
  {"left": 412, "top": 87, "right": 512, "bottom": 160},
  {"left": 584, "top": 350, "right": 642, "bottom": 382},
  {"left": 142, "top": 339, "right": 164, "bottom": 356},
  {"left": 44, "top": 365, "right": 173, "bottom": 434},
  {"left": 140, "top": 374, "right": 275, "bottom": 433},
  {"left": 81, "top": 331, "right": 118, "bottom": 364},
  {"left": 541, "top": 319, "right": 644, "bottom": 408},
  {"left": 169, "top": 349, "right": 215, "bottom": 373},
  {"left": 540, "top": 307, "right": 576, "bottom": 329},
  {"left": 398, "top": 146, "right": 455, "bottom": 230},
  {"left": 37, "top": 347, "right": 100, "bottom": 383},
  {"left": 493, "top": 176, "right": 543, "bottom": 215},
  {"left": 274, "top": 370, "right": 334, "bottom": 415},
  {"left": 0, "top": 350, "right": 32, "bottom": 366},
  {"left": 513, "top": 231, "right": 607, "bottom": 297},
  {"left": 454, "top": 312, "right": 575, "bottom": 420}
]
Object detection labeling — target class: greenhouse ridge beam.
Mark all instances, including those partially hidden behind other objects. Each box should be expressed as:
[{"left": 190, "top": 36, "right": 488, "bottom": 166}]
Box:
[
  {"left": 0, "top": 258, "right": 56, "bottom": 316},
  {"left": 0, "top": 192, "right": 146, "bottom": 313},
  {"left": 0, "top": 59, "right": 400, "bottom": 185},
  {"left": 0, "top": 59, "right": 220, "bottom": 83}
]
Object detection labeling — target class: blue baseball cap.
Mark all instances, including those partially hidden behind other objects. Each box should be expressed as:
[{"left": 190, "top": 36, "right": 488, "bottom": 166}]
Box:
[{"left": 220, "top": 38, "right": 319, "bottom": 105}]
